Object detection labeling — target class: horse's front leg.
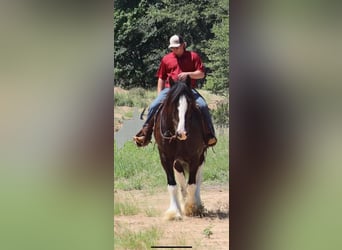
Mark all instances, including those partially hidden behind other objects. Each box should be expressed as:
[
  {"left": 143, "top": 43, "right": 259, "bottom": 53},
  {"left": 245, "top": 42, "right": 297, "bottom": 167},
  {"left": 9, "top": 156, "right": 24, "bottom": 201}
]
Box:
[
  {"left": 184, "top": 163, "right": 204, "bottom": 216},
  {"left": 161, "top": 157, "right": 182, "bottom": 220},
  {"left": 173, "top": 160, "right": 187, "bottom": 213}
]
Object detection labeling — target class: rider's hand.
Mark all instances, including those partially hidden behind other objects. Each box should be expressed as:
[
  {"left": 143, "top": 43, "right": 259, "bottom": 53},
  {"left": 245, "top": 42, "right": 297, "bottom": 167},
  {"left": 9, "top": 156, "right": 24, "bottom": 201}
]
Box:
[{"left": 178, "top": 72, "right": 189, "bottom": 81}]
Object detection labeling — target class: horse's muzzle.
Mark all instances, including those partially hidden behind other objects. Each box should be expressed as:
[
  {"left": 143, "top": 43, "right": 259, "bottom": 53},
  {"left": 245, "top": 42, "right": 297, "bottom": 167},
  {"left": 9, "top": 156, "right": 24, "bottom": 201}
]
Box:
[{"left": 176, "top": 131, "right": 187, "bottom": 140}]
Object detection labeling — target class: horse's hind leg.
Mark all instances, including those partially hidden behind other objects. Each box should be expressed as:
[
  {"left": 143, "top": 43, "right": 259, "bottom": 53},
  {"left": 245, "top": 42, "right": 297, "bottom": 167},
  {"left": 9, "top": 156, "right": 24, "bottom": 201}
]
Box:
[
  {"left": 184, "top": 163, "right": 204, "bottom": 216},
  {"left": 162, "top": 159, "right": 182, "bottom": 221}
]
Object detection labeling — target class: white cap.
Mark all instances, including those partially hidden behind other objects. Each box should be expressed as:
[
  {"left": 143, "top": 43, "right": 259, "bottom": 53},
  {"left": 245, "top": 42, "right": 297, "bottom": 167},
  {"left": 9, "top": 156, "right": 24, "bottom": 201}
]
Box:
[{"left": 168, "top": 35, "right": 184, "bottom": 48}]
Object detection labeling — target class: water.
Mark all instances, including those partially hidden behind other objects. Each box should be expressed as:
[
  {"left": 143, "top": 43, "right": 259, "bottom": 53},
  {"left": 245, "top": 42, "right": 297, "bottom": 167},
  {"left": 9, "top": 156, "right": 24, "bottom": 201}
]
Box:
[{"left": 114, "top": 109, "right": 145, "bottom": 149}]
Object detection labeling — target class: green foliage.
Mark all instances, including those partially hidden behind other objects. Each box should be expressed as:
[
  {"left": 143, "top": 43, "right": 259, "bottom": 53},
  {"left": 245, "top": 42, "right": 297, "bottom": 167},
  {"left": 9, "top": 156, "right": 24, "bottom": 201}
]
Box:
[
  {"left": 114, "top": 93, "right": 134, "bottom": 107},
  {"left": 114, "top": 87, "right": 154, "bottom": 108},
  {"left": 129, "top": 87, "right": 146, "bottom": 98},
  {"left": 211, "top": 100, "right": 229, "bottom": 126},
  {"left": 203, "top": 0, "right": 229, "bottom": 95},
  {"left": 114, "top": 0, "right": 228, "bottom": 91},
  {"left": 203, "top": 225, "right": 214, "bottom": 238}
]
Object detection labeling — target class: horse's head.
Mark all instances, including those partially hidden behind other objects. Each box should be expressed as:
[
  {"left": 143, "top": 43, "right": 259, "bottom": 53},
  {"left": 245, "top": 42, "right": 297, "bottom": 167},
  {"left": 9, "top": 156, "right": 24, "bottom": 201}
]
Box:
[
  {"left": 169, "top": 75, "right": 192, "bottom": 89},
  {"left": 164, "top": 76, "right": 195, "bottom": 141}
]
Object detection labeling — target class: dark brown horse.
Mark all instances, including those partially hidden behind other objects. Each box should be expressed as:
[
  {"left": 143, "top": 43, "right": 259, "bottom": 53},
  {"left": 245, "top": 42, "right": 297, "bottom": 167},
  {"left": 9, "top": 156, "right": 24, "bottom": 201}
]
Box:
[{"left": 154, "top": 76, "right": 207, "bottom": 220}]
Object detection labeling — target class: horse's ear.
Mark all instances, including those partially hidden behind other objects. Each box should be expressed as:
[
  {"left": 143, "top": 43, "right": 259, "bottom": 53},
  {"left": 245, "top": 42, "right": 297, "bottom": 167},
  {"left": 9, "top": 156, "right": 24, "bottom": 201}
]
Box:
[
  {"left": 186, "top": 75, "right": 191, "bottom": 88},
  {"left": 169, "top": 77, "right": 175, "bottom": 87}
]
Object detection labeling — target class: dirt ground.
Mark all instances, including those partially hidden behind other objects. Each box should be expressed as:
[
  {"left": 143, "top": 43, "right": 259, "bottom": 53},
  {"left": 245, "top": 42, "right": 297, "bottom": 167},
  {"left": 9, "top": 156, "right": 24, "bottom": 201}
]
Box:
[{"left": 114, "top": 184, "right": 229, "bottom": 249}]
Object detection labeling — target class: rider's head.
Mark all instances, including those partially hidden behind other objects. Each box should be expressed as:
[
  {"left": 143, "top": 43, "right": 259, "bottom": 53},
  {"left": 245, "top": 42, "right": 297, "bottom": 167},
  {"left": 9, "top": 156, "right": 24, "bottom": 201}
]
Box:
[{"left": 168, "top": 35, "right": 186, "bottom": 57}]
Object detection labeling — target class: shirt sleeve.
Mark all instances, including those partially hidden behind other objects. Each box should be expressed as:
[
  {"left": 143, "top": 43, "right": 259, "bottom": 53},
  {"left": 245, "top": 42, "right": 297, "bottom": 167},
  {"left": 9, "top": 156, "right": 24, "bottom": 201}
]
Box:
[
  {"left": 155, "top": 58, "right": 168, "bottom": 80},
  {"left": 192, "top": 52, "right": 205, "bottom": 72}
]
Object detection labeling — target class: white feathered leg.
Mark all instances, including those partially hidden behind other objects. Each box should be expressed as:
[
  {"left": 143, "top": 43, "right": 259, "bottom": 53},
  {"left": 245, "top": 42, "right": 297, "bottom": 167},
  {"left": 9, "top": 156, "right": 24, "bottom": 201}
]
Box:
[
  {"left": 195, "top": 164, "right": 204, "bottom": 213},
  {"left": 184, "top": 184, "right": 197, "bottom": 216},
  {"left": 174, "top": 167, "right": 187, "bottom": 213},
  {"left": 184, "top": 164, "right": 204, "bottom": 216},
  {"left": 164, "top": 185, "right": 182, "bottom": 220}
]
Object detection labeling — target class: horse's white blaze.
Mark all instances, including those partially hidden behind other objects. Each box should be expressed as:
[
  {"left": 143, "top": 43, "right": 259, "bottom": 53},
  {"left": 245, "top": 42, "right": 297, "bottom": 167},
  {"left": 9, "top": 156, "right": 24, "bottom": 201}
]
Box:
[
  {"left": 176, "top": 95, "right": 187, "bottom": 140},
  {"left": 164, "top": 185, "right": 182, "bottom": 220}
]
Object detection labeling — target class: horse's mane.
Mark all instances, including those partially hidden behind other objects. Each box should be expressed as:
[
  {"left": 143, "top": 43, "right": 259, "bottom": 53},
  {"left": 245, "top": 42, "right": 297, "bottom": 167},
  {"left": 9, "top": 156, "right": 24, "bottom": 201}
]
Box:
[{"left": 164, "top": 80, "right": 194, "bottom": 109}]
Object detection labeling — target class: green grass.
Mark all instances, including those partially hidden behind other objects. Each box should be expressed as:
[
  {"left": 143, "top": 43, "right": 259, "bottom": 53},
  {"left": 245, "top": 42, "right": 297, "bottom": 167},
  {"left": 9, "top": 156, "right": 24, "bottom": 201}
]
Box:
[
  {"left": 202, "top": 130, "right": 229, "bottom": 184},
  {"left": 114, "top": 130, "right": 228, "bottom": 191},
  {"left": 114, "top": 88, "right": 156, "bottom": 108},
  {"left": 124, "top": 110, "right": 133, "bottom": 119},
  {"left": 114, "top": 199, "right": 140, "bottom": 216},
  {"left": 114, "top": 225, "right": 162, "bottom": 250},
  {"left": 203, "top": 224, "right": 214, "bottom": 238},
  {"left": 144, "top": 207, "right": 160, "bottom": 217},
  {"left": 114, "top": 141, "right": 166, "bottom": 191},
  {"left": 114, "top": 93, "right": 135, "bottom": 107}
]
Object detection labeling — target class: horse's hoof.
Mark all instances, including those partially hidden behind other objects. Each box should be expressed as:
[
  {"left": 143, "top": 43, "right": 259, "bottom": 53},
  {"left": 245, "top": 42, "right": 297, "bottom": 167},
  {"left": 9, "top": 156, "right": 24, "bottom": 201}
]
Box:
[
  {"left": 184, "top": 204, "right": 195, "bottom": 216},
  {"left": 163, "top": 210, "right": 182, "bottom": 221},
  {"left": 185, "top": 203, "right": 204, "bottom": 217}
]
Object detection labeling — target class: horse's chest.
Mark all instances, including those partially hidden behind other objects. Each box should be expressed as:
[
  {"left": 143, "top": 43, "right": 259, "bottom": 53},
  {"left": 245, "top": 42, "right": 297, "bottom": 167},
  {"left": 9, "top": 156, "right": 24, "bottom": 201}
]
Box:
[{"left": 162, "top": 142, "right": 198, "bottom": 157}]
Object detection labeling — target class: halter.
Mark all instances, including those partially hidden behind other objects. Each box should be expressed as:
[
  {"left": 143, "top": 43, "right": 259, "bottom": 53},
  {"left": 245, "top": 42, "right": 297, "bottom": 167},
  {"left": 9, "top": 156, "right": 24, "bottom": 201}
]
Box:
[
  {"left": 159, "top": 105, "right": 178, "bottom": 143},
  {"left": 158, "top": 94, "right": 192, "bottom": 143},
  {"left": 159, "top": 122, "right": 178, "bottom": 142}
]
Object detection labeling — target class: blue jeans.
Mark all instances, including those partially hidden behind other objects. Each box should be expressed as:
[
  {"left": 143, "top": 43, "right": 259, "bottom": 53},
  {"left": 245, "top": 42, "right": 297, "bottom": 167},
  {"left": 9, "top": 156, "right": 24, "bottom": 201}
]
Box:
[{"left": 143, "top": 88, "right": 216, "bottom": 136}]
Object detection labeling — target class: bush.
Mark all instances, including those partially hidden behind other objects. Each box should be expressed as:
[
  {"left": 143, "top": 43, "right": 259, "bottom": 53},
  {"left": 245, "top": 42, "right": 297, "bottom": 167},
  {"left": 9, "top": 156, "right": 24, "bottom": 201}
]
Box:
[
  {"left": 211, "top": 101, "right": 229, "bottom": 126},
  {"left": 114, "top": 88, "right": 153, "bottom": 108},
  {"left": 114, "top": 93, "right": 134, "bottom": 107},
  {"left": 129, "top": 87, "right": 146, "bottom": 98}
]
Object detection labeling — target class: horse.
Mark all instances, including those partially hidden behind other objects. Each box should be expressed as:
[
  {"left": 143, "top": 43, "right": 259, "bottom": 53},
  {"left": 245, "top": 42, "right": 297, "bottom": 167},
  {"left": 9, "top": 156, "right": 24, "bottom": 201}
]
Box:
[{"left": 154, "top": 76, "right": 207, "bottom": 220}]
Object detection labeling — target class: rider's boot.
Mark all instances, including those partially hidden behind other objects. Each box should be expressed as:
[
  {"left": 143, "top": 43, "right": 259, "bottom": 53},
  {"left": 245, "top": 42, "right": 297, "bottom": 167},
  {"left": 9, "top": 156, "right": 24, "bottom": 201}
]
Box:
[
  {"left": 203, "top": 120, "right": 217, "bottom": 147},
  {"left": 133, "top": 121, "right": 154, "bottom": 147}
]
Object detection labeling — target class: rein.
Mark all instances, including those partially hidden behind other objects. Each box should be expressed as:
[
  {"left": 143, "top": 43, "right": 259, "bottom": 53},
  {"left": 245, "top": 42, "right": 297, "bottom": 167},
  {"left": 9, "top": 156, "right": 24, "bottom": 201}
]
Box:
[
  {"left": 159, "top": 106, "right": 178, "bottom": 143},
  {"left": 158, "top": 97, "right": 194, "bottom": 143},
  {"left": 159, "top": 121, "right": 177, "bottom": 142},
  {"left": 157, "top": 81, "right": 195, "bottom": 143}
]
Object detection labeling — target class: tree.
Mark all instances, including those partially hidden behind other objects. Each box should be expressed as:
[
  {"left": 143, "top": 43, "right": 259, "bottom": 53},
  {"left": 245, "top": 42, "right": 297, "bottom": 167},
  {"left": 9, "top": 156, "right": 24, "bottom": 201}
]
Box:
[
  {"left": 203, "top": 0, "right": 229, "bottom": 95},
  {"left": 114, "top": 0, "right": 228, "bottom": 93},
  {"left": 114, "top": 2, "right": 149, "bottom": 88}
]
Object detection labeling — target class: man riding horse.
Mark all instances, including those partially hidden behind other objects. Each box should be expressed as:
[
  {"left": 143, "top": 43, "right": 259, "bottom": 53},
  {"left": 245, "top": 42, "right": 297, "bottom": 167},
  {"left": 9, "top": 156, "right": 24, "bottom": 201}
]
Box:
[{"left": 133, "top": 34, "right": 217, "bottom": 147}]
